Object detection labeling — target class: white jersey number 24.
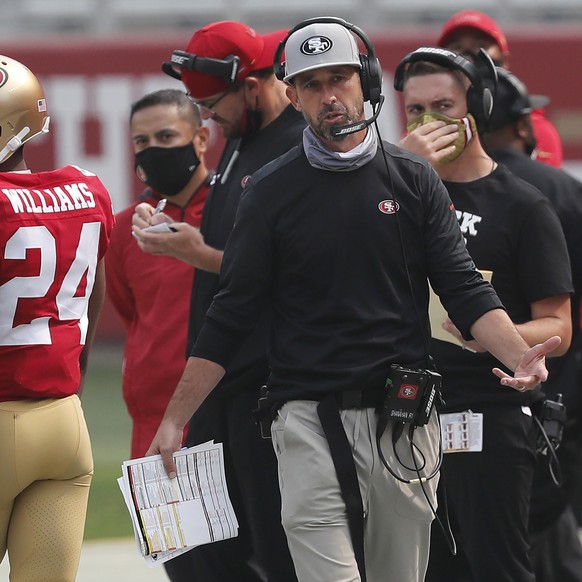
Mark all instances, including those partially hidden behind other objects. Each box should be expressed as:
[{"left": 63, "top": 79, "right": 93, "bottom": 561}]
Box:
[{"left": 0, "top": 222, "right": 100, "bottom": 346}]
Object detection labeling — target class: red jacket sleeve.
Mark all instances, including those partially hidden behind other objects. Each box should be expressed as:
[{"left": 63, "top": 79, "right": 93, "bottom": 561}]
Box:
[{"left": 105, "top": 207, "right": 136, "bottom": 328}]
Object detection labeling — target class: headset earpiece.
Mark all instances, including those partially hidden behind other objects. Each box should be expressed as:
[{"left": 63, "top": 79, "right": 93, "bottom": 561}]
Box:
[
  {"left": 273, "top": 16, "right": 383, "bottom": 107},
  {"left": 471, "top": 48, "right": 497, "bottom": 124},
  {"left": 358, "top": 49, "right": 382, "bottom": 106},
  {"left": 273, "top": 40, "right": 286, "bottom": 82}
]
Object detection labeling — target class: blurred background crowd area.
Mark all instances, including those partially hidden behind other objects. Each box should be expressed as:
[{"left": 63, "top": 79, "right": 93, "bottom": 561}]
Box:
[{"left": 2, "top": 0, "right": 582, "bottom": 34}]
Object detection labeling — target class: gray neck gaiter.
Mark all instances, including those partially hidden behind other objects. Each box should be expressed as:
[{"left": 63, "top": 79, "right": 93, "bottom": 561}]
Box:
[{"left": 303, "top": 125, "right": 378, "bottom": 172}]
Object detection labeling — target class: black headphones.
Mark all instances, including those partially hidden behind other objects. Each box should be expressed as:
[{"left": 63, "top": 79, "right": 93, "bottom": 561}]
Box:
[
  {"left": 273, "top": 16, "right": 383, "bottom": 107},
  {"left": 487, "top": 67, "right": 549, "bottom": 132},
  {"left": 162, "top": 50, "right": 241, "bottom": 84},
  {"left": 495, "top": 67, "right": 535, "bottom": 116},
  {"left": 393, "top": 47, "right": 497, "bottom": 131}
]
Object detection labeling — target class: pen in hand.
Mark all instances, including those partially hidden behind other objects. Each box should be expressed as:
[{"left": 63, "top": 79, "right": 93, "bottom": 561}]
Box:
[
  {"left": 154, "top": 198, "right": 167, "bottom": 215},
  {"left": 131, "top": 198, "right": 170, "bottom": 239}
]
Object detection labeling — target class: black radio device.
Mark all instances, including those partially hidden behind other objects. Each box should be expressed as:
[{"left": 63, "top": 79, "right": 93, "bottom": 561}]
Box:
[
  {"left": 381, "top": 364, "right": 441, "bottom": 427},
  {"left": 536, "top": 394, "right": 566, "bottom": 455}
]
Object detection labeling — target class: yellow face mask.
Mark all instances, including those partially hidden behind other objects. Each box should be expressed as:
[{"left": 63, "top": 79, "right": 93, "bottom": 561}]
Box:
[{"left": 406, "top": 112, "right": 478, "bottom": 164}]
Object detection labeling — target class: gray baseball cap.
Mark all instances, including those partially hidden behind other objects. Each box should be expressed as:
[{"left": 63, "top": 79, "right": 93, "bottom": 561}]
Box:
[{"left": 283, "top": 22, "right": 361, "bottom": 82}]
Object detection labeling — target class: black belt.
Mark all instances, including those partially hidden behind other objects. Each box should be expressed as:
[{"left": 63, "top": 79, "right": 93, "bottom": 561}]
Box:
[
  {"left": 256, "top": 384, "right": 385, "bottom": 439},
  {"left": 267, "top": 378, "right": 388, "bottom": 415},
  {"left": 335, "top": 384, "right": 385, "bottom": 409}
]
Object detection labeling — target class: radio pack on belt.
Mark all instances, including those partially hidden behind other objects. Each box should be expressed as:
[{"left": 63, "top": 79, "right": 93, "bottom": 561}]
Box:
[
  {"left": 381, "top": 364, "right": 442, "bottom": 427},
  {"left": 534, "top": 394, "right": 566, "bottom": 455}
]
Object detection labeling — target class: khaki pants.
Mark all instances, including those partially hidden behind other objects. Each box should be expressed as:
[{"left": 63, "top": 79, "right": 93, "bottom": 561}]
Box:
[
  {"left": 272, "top": 401, "right": 439, "bottom": 582},
  {"left": 0, "top": 395, "right": 93, "bottom": 582}
]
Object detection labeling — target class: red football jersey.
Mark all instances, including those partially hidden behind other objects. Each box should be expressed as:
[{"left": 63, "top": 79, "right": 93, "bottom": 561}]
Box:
[{"left": 0, "top": 165, "right": 114, "bottom": 401}]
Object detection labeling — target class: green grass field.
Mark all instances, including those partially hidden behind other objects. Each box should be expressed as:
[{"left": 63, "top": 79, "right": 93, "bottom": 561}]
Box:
[{"left": 82, "top": 342, "right": 134, "bottom": 540}]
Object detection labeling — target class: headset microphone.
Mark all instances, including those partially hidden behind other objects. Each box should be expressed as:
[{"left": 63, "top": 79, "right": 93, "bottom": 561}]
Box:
[{"left": 330, "top": 94, "right": 385, "bottom": 137}]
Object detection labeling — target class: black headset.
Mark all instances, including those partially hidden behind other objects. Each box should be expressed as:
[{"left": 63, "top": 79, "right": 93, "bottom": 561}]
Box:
[
  {"left": 487, "top": 67, "right": 545, "bottom": 132},
  {"left": 162, "top": 50, "right": 241, "bottom": 84},
  {"left": 273, "top": 16, "right": 383, "bottom": 107},
  {"left": 393, "top": 47, "right": 497, "bottom": 131},
  {"left": 495, "top": 67, "right": 535, "bottom": 116}
]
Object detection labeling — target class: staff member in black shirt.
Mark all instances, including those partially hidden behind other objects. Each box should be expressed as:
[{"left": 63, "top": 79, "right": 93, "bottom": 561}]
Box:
[
  {"left": 483, "top": 68, "right": 582, "bottom": 582},
  {"left": 133, "top": 20, "right": 303, "bottom": 582},
  {"left": 395, "top": 48, "right": 572, "bottom": 582},
  {"left": 146, "top": 18, "right": 561, "bottom": 582}
]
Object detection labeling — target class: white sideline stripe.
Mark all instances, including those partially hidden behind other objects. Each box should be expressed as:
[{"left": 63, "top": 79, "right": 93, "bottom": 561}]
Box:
[
  {"left": 0, "top": 538, "right": 167, "bottom": 581},
  {"left": 2, "top": 530, "right": 581, "bottom": 578}
]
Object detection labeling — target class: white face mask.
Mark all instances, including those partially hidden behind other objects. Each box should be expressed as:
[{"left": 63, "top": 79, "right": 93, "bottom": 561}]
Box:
[{"left": 406, "top": 112, "right": 478, "bottom": 164}]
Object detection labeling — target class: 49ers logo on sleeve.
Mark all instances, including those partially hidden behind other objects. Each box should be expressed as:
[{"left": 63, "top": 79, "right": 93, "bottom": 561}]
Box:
[
  {"left": 0, "top": 68, "right": 8, "bottom": 88},
  {"left": 398, "top": 383, "right": 419, "bottom": 400},
  {"left": 378, "top": 199, "right": 399, "bottom": 214}
]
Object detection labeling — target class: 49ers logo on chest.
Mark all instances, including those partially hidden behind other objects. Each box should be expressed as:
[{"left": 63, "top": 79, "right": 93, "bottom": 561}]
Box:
[{"left": 378, "top": 199, "right": 399, "bottom": 214}]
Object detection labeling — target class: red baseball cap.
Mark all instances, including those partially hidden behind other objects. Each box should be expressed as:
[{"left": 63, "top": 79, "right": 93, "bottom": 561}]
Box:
[
  {"left": 175, "top": 21, "right": 286, "bottom": 99},
  {"left": 437, "top": 10, "right": 510, "bottom": 57}
]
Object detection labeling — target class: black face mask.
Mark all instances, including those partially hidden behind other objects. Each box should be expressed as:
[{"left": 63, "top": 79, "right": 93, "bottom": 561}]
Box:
[
  {"left": 134, "top": 143, "right": 200, "bottom": 197},
  {"left": 244, "top": 106, "right": 264, "bottom": 138},
  {"left": 238, "top": 98, "right": 264, "bottom": 140}
]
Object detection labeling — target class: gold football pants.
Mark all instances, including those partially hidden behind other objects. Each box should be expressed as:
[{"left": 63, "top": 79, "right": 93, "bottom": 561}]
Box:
[{"left": 0, "top": 394, "right": 93, "bottom": 581}]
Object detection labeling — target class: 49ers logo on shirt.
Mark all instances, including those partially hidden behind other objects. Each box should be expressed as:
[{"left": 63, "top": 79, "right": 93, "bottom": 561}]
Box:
[
  {"left": 378, "top": 199, "right": 399, "bottom": 214},
  {"left": 398, "top": 383, "right": 419, "bottom": 400},
  {"left": 0, "top": 68, "right": 8, "bottom": 88}
]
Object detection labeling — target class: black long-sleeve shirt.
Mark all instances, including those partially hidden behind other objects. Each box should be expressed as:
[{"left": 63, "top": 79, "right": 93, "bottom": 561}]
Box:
[
  {"left": 187, "top": 105, "right": 305, "bottom": 399},
  {"left": 193, "top": 140, "right": 503, "bottom": 403}
]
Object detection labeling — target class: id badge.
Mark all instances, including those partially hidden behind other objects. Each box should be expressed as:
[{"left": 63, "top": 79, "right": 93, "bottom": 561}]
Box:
[{"left": 440, "top": 411, "right": 483, "bottom": 453}]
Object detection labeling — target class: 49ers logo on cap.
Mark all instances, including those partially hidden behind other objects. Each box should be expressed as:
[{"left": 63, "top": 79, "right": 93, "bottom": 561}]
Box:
[
  {"left": 378, "top": 199, "right": 399, "bottom": 214},
  {"left": 0, "top": 68, "right": 8, "bottom": 88},
  {"left": 301, "top": 36, "right": 333, "bottom": 56},
  {"left": 398, "top": 383, "right": 419, "bottom": 400}
]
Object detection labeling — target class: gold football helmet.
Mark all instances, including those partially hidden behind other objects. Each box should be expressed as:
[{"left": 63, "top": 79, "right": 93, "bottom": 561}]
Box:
[{"left": 0, "top": 55, "right": 50, "bottom": 164}]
